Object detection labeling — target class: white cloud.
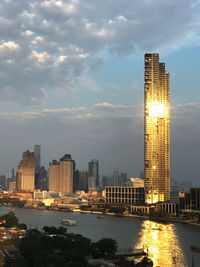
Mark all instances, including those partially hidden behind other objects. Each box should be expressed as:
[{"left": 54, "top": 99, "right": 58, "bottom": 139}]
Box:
[{"left": 0, "top": 0, "right": 199, "bottom": 104}]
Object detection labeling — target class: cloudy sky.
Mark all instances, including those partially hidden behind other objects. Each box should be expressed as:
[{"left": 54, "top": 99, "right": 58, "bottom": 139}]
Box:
[{"left": 0, "top": 0, "right": 200, "bottom": 185}]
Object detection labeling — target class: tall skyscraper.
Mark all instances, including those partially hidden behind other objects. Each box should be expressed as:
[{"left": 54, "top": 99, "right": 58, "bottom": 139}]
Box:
[
  {"left": 80, "top": 170, "right": 88, "bottom": 192},
  {"left": 16, "top": 151, "right": 35, "bottom": 191},
  {"left": 88, "top": 159, "right": 99, "bottom": 188},
  {"left": 113, "top": 168, "right": 121, "bottom": 186},
  {"left": 49, "top": 160, "right": 60, "bottom": 192},
  {"left": 34, "top": 145, "right": 41, "bottom": 187},
  {"left": 38, "top": 166, "right": 48, "bottom": 191},
  {"left": 34, "top": 145, "right": 41, "bottom": 173},
  {"left": 144, "top": 53, "right": 170, "bottom": 204},
  {"left": 49, "top": 154, "right": 75, "bottom": 194}
]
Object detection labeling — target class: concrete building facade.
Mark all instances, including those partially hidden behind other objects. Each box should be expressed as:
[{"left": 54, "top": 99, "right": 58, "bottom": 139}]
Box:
[
  {"left": 16, "top": 151, "right": 35, "bottom": 191},
  {"left": 49, "top": 154, "right": 75, "bottom": 194},
  {"left": 144, "top": 53, "right": 170, "bottom": 204},
  {"left": 105, "top": 186, "right": 145, "bottom": 205},
  {"left": 113, "top": 168, "right": 121, "bottom": 186}
]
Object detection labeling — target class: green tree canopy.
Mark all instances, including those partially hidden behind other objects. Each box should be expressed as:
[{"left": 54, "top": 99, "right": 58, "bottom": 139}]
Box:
[
  {"left": 91, "top": 238, "right": 118, "bottom": 258},
  {"left": 1, "top": 212, "right": 19, "bottom": 228}
]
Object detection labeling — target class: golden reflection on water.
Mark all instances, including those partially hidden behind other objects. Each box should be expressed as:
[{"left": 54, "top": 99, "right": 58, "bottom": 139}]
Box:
[{"left": 135, "top": 220, "right": 186, "bottom": 267}]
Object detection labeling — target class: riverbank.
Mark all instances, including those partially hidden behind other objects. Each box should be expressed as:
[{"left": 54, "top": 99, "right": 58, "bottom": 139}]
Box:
[
  {"left": 79, "top": 209, "right": 200, "bottom": 227},
  {"left": 2, "top": 203, "right": 200, "bottom": 227}
]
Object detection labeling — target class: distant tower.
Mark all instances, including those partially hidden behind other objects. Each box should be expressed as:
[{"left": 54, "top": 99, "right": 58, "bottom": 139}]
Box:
[
  {"left": 113, "top": 168, "right": 121, "bottom": 186},
  {"left": 49, "top": 154, "right": 75, "bottom": 194},
  {"left": 88, "top": 160, "right": 99, "bottom": 188},
  {"left": 38, "top": 166, "right": 48, "bottom": 191},
  {"left": 80, "top": 170, "right": 88, "bottom": 192},
  {"left": 59, "top": 154, "right": 75, "bottom": 194},
  {"left": 49, "top": 160, "right": 60, "bottom": 192},
  {"left": 144, "top": 53, "right": 170, "bottom": 204},
  {"left": 34, "top": 145, "right": 41, "bottom": 173},
  {"left": 16, "top": 151, "right": 35, "bottom": 191},
  {"left": 120, "top": 173, "right": 127, "bottom": 185}
]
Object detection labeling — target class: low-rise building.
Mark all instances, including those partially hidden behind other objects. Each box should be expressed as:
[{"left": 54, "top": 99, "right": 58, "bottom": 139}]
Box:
[
  {"left": 105, "top": 186, "right": 145, "bottom": 205},
  {"left": 130, "top": 205, "right": 153, "bottom": 214},
  {"left": 155, "top": 202, "right": 178, "bottom": 216}
]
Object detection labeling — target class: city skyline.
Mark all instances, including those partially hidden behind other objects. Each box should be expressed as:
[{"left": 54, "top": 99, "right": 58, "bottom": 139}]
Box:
[{"left": 0, "top": 0, "right": 199, "bottom": 185}]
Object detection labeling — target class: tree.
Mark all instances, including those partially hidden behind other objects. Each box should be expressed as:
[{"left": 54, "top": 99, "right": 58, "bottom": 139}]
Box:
[
  {"left": 1, "top": 212, "right": 19, "bottom": 228},
  {"left": 92, "top": 238, "right": 118, "bottom": 258},
  {"left": 18, "top": 223, "right": 27, "bottom": 230},
  {"left": 42, "top": 226, "right": 67, "bottom": 236}
]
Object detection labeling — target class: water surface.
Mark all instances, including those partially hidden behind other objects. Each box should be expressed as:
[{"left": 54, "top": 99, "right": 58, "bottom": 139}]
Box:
[{"left": 1, "top": 206, "right": 200, "bottom": 267}]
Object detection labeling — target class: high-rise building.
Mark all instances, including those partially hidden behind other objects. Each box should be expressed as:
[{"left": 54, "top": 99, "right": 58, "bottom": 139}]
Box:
[
  {"left": 34, "top": 145, "right": 41, "bottom": 173},
  {"left": 88, "top": 159, "right": 99, "bottom": 188},
  {"left": 73, "top": 169, "right": 80, "bottom": 193},
  {"left": 16, "top": 151, "right": 35, "bottom": 191},
  {"left": 80, "top": 170, "right": 88, "bottom": 192},
  {"left": 113, "top": 168, "right": 121, "bottom": 186},
  {"left": 34, "top": 145, "right": 41, "bottom": 187},
  {"left": 49, "top": 154, "right": 75, "bottom": 194},
  {"left": 0, "top": 175, "right": 6, "bottom": 189},
  {"left": 120, "top": 173, "right": 128, "bottom": 185},
  {"left": 144, "top": 53, "right": 170, "bottom": 204},
  {"left": 38, "top": 166, "right": 48, "bottom": 191},
  {"left": 49, "top": 160, "right": 60, "bottom": 192}
]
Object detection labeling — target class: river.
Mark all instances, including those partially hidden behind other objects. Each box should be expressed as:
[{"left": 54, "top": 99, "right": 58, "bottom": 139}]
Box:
[{"left": 1, "top": 206, "right": 200, "bottom": 267}]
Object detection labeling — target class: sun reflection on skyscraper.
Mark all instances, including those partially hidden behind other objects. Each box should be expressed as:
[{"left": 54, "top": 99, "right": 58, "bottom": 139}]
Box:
[{"left": 135, "top": 220, "right": 186, "bottom": 267}]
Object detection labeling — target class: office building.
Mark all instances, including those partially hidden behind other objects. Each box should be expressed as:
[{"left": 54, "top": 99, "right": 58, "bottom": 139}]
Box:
[
  {"left": 0, "top": 175, "right": 6, "bottom": 189},
  {"left": 49, "top": 160, "right": 60, "bottom": 192},
  {"left": 179, "top": 188, "right": 200, "bottom": 211},
  {"left": 120, "top": 173, "right": 128, "bottom": 185},
  {"left": 88, "top": 159, "right": 99, "bottom": 188},
  {"left": 73, "top": 169, "right": 80, "bottom": 193},
  {"left": 144, "top": 53, "right": 170, "bottom": 203},
  {"left": 49, "top": 154, "right": 75, "bottom": 194},
  {"left": 113, "top": 168, "right": 121, "bottom": 186},
  {"left": 38, "top": 166, "right": 48, "bottom": 191},
  {"left": 105, "top": 186, "right": 145, "bottom": 205},
  {"left": 16, "top": 151, "right": 35, "bottom": 191},
  {"left": 34, "top": 145, "right": 41, "bottom": 173},
  {"left": 34, "top": 145, "right": 41, "bottom": 188},
  {"left": 80, "top": 170, "right": 88, "bottom": 192}
]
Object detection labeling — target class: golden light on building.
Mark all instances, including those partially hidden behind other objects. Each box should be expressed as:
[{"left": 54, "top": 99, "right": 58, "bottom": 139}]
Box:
[{"left": 144, "top": 53, "right": 170, "bottom": 204}]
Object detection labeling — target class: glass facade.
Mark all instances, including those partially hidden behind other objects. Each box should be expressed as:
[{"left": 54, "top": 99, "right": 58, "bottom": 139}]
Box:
[{"left": 144, "top": 53, "right": 170, "bottom": 203}]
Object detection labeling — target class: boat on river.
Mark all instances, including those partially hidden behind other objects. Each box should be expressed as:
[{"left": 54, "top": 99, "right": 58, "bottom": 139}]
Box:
[{"left": 60, "top": 219, "right": 77, "bottom": 226}]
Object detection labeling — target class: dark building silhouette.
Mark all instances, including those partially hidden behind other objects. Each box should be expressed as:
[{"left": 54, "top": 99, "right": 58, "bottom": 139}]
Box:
[
  {"left": 38, "top": 166, "right": 48, "bottom": 191},
  {"left": 88, "top": 159, "right": 99, "bottom": 188},
  {"left": 80, "top": 170, "right": 88, "bottom": 192},
  {"left": 0, "top": 175, "right": 6, "bottom": 189},
  {"left": 180, "top": 188, "right": 200, "bottom": 211},
  {"left": 73, "top": 169, "right": 80, "bottom": 193},
  {"left": 120, "top": 173, "right": 128, "bottom": 185}
]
